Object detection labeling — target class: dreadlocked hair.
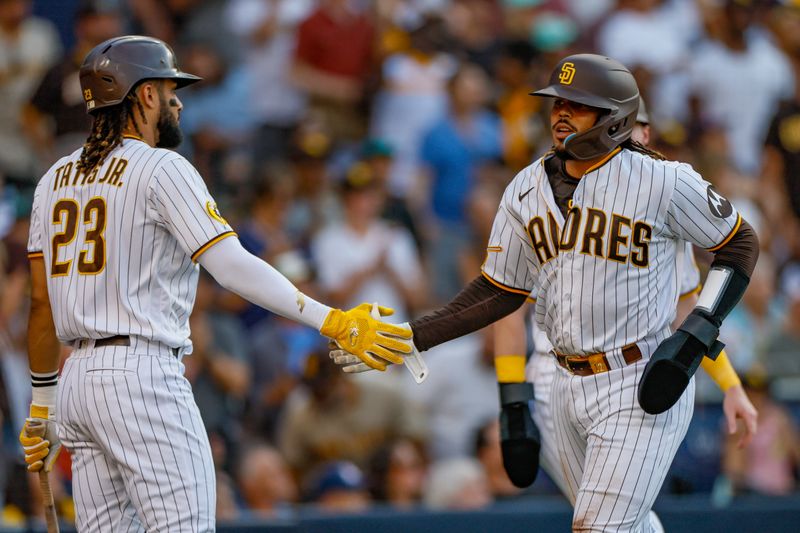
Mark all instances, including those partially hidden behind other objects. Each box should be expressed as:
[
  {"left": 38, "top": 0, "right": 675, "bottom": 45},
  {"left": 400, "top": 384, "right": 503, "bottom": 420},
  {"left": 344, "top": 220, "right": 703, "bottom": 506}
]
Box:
[
  {"left": 620, "top": 138, "right": 666, "bottom": 161},
  {"left": 76, "top": 89, "right": 147, "bottom": 175}
]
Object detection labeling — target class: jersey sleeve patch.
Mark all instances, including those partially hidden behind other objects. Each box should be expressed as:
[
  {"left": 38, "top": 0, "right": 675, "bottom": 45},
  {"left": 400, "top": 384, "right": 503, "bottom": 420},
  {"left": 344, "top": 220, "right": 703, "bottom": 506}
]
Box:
[
  {"left": 206, "top": 201, "right": 228, "bottom": 225},
  {"left": 191, "top": 231, "right": 237, "bottom": 263}
]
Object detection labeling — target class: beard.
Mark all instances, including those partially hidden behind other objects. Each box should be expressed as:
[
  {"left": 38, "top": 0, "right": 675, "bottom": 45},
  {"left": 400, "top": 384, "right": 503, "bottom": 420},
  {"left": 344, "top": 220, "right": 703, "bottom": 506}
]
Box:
[{"left": 155, "top": 96, "right": 183, "bottom": 149}]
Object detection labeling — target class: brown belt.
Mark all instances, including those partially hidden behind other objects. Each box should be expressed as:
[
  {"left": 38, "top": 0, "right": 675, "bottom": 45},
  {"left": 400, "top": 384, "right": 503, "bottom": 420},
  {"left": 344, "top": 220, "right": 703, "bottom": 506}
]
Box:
[
  {"left": 94, "top": 335, "right": 131, "bottom": 348},
  {"left": 555, "top": 344, "right": 642, "bottom": 376},
  {"left": 76, "top": 335, "right": 180, "bottom": 357}
]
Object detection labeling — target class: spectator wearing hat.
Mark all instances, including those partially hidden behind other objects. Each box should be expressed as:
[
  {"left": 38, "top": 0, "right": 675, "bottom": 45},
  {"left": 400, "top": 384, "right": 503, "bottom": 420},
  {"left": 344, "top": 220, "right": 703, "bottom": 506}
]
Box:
[
  {"left": 311, "top": 159, "right": 426, "bottom": 325},
  {"left": 306, "top": 461, "right": 371, "bottom": 514},
  {"left": 23, "top": 0, "right": 121, "bottom": 167}
]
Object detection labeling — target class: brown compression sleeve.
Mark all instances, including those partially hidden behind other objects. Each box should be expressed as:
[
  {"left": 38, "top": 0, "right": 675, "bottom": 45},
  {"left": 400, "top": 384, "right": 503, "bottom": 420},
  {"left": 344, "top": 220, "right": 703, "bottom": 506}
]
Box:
[
  {"left": 711, "top": 218, "right": 758, "bottom": 277},
  {"left": 409, "top": 275, "right": 528, "bottom": 352}
]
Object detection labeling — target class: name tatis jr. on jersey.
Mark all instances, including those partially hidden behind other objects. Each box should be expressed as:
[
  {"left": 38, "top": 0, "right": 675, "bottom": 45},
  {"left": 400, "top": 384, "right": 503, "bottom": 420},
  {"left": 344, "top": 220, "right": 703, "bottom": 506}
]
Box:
[
  {"left": 527, "top": 205, "right": 652, "bottom": 268},
  {"left": 52, "top": 157, "right": 129, "bottom": 191}
]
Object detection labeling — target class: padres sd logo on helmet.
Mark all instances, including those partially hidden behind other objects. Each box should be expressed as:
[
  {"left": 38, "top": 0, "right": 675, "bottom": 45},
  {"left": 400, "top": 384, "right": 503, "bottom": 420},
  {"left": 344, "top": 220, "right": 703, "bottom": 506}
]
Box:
[{"left": 558, "top": 62, "right": 576, "bottom": 85}]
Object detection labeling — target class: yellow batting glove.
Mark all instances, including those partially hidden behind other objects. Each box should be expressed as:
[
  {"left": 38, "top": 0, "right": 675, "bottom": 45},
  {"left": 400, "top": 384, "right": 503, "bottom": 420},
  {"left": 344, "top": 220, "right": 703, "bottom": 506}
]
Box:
[
  {"left": 19, "top": 405, "right": 62, "bottom": 473},
  {"left": 320, "top": 303, "right": 412, "bottom": 371}
]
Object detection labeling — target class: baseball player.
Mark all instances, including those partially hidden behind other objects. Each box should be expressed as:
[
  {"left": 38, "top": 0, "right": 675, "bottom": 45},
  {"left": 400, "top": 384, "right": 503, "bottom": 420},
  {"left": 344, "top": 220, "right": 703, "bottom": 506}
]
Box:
[
  {"left": 335, "top": 54, "right": 759, "bottom": 532},
  {"left": 491, "top": 98, "right": 758, "bottom": 515},
  {"left": 18, "top": 35, "right": 411, "bottom": 532}
]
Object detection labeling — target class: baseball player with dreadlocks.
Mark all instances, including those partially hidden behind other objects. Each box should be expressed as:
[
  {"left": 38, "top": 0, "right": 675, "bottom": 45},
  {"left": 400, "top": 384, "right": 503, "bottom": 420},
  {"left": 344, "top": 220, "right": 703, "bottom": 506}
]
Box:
[
  {"left": 18, "top": 36, "right": 411, "bottom": 531},
  {"left": 334, "top": 54, "right": 759, "bottom": 532},
  {"left": 490, "top": 97, "right": 758, "bottom": 521}
]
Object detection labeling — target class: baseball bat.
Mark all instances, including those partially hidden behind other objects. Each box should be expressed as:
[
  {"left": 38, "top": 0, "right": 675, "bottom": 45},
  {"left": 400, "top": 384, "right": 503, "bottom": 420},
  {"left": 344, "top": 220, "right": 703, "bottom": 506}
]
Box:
[{"left": 26, "top": 421, "right": 60, "bottom": 533}]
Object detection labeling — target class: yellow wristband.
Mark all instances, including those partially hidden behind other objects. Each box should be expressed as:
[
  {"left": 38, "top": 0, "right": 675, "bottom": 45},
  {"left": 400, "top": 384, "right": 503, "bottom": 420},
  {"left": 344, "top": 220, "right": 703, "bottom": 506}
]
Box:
[
  {"left": 30, "top": 404, "right": 51, "bottom": 419},
  {"left": 700, "top": 349, "right": 741, "bottom": 392},
  {"left": 495, "top": 354, "right": 526, "bottom": 383}
]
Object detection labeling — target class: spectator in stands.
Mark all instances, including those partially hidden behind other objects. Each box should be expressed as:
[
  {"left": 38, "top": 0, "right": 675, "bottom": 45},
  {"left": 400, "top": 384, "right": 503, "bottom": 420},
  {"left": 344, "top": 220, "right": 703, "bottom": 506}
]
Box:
[
  {"left": 237, "top": 443, "right": 298, "bottom": 518},
  {"left": 423, "top": 457, "right": 492, "bottom": 510},
  {"left": 445, "top": 0, "right": 503, "bottom": 72},
  {"left": 226, "top": 0, "right": 314, "bottom": 163},
  {"left": 307, "top": 461, "right": 372, "bottom": 514},
  {"left": 367, "top": 437, "right": 428, "bottom": 508},
  {"left": 596, "top": 0, "right": 701, "bottom": 126},
  {"left": 0, "top": 0, "right": 61, "bottom": 185},
  {"left": 177, "top": 40, "right": 256, "bottom": 187},
  {"left": 290, "top": 0, "right": 376, "bottom": 142},
  {"left": 369, "top": 14, "right": 455, "bottom": 203},
  {"left": 361, "top": 138, "right": 421, "bottom": 245},
  {"left": 722, "top": 371, "right": 800, "bottom": 496},
  {"left": 474, "top": 418, "right": 521, "bottom": 499},
  {"left": 311, "top": 160, "right": 426, "bottom": 324},
  {"left": 686, "top": 0, "right": 793, "bottom": 175},
  {"left": 495, "top": 39, "right": 540, "bottom": 170},
  {"left": 283, "top": 126, "right": 339, "bottom": 248},
  {"left": 278, "top": 349, "right": 427, "bottom": 478},
  {"left": 420, "top": 63, "right": 502, "bottom": 301},
  {"left": 128, "top": 0, "right": 239, "bottom": 61},
  {"left": 23, "top": 0, "right": 121, "bottom": 167}
]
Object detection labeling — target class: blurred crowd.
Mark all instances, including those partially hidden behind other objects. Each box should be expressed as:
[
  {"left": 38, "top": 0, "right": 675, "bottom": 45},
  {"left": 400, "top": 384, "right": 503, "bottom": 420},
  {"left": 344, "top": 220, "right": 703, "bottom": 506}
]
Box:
[{"left": 1, "top": 0, "right": 800, "bottom": 527}]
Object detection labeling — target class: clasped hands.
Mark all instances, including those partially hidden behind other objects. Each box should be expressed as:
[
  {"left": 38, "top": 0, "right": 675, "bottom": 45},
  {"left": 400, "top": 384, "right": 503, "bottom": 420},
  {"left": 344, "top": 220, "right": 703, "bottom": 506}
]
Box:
[{"left": 320, "top": 303, "right": 417, "bottom": 372}]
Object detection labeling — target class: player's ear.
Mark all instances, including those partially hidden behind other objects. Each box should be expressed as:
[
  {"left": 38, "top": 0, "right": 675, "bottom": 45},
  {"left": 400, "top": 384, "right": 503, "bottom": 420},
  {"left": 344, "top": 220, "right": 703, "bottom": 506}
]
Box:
[{"left": 136, "top": 81, "right": 160, "bottom": 111}]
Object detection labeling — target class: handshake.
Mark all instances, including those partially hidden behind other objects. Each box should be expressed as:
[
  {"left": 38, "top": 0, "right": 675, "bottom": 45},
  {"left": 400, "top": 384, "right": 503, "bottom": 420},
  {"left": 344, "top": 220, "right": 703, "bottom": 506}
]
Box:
[{"left": 320, "top": 303, "right": 428, "bottom": 383}]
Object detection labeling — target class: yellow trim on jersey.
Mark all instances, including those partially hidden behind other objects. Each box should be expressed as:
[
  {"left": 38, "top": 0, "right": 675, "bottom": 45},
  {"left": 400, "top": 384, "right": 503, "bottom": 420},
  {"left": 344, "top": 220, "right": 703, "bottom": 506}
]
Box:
[
  {"left": 122, "top": 134, "right": 144, "bottom": 141},
  {"left": 191, "top": 231, "right": 237, "bottom": 263},
  {"left": 481, "top": 271, "right": 531, "bottom": 296},
  {"left": 583, "top": 147, "right": 622, "bottom": 176},
  {"left": 495, "top": 354, "right": 527, "bottom": 383},
  {"left": 707, "top": 214, "right": 742, "bottom": 252},
  {"left": 27, "top": 251, "right": 44, "bottom": 259},
  {"left": 679, "top": 283, "right": 702, "bottom": 300},
  {"left": 487, "top": 246, "right": 503, "bottom": 252},
  {"left": 526, "top": 296, "right": 537, "bottom": 304}
]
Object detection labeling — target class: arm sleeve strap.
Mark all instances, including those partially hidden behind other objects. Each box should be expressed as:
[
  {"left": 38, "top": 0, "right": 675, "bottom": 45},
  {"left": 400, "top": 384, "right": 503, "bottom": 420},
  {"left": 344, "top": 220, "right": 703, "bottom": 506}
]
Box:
[
  {"left": 198, "top": 237, "right": 331, "bottom": 331},
  {"left": 409, "top": 275, "right": 527, "bottom": 351}
]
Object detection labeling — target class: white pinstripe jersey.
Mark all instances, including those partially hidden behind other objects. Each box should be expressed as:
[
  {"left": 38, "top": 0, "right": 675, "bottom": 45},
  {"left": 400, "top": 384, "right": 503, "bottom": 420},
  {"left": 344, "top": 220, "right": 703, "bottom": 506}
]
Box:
[
  {"left": 27, "top": 137, "right": 234, "bottom": 349},
  {"left": 483, "top": 148, "right": 740, "bottom": 356}
]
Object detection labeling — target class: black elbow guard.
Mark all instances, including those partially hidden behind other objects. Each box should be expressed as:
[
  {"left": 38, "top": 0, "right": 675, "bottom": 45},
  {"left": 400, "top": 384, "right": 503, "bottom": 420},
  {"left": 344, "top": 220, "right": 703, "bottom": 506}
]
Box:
[{"left": 638, "top": 265, "right": 750, "bottom": 415}]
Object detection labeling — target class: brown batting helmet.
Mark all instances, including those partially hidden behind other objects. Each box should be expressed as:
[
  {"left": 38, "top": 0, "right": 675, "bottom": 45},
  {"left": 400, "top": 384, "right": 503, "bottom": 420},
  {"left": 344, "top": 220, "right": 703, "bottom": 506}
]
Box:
[
  {"left": 79, "top": 35, "right": 201, "bottom": 114},
  {"left": 532, "top": 54, "right": 639, "bottom": 160}
]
